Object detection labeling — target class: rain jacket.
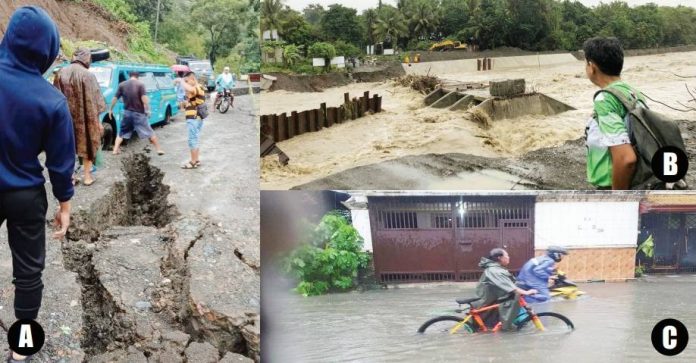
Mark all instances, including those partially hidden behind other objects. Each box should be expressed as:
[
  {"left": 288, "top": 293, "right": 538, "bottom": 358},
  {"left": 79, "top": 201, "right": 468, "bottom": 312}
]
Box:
[
  {"left": 517, "top": 255, "right": 556, "bottom": 303},
  {"left": 472, "top": 257, "right": 521, "bottom": 331},
  {"left": 0, "top": 6, "right": 75, "bottom": 202},
  {"left": 215, "top": 73, "right": 235, "bottom": 91},
  {"left": 53, "top": 51, "right": 107, "bottom": 163}
]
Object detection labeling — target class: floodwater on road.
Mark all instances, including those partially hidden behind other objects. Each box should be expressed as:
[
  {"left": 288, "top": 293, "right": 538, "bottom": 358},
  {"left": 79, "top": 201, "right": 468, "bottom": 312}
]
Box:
[{"left": 264, "top": 275, "right": 696, "bottom": 362}]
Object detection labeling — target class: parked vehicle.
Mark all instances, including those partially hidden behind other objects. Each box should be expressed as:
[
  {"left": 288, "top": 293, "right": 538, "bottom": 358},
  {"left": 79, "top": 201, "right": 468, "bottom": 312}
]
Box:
[
  {"left": 45, "top": 61, "right": 180, "bottom": 149},
  {"left": 176, "top": 57, "right": 216, "bottom": 91}
]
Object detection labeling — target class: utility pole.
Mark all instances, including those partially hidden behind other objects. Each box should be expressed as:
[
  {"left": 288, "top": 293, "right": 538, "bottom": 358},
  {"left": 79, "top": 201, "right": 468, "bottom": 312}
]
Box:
[{"left": 154, "top": 0, "right": 162, "bottom": 43}]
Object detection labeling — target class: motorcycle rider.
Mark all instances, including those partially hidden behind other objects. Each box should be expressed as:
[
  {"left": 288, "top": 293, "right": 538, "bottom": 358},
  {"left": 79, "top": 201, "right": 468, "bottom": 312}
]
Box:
[
  {"left": 516, "top": 246, "right": 569, "bottom": 303},
  {"left": 214, "top": 66, "right": 235, "bottom": 111}
]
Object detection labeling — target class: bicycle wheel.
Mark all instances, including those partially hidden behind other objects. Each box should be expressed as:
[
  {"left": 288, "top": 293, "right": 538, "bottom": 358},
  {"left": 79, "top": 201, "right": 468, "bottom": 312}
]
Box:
[
  {"left": 516, "top": 312, "right": 574, "bottom": 333},
  {"left": 417, "top": 315, "right": 475, "bottom": 334}
]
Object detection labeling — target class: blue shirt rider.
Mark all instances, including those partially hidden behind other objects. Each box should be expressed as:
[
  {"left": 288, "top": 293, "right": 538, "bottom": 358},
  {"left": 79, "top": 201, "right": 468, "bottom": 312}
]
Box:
[{"left": 516, "top": 246, "right": 569, "bottom": 303}]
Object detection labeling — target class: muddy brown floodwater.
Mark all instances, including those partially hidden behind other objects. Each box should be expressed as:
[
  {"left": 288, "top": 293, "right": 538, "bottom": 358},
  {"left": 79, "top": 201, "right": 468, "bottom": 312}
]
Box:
[
  {"left": 264, "top": 275, "right": 696, "bottom": 362},
  {"left": 261, "top": 51, "right": 696, "bottom": 190}
]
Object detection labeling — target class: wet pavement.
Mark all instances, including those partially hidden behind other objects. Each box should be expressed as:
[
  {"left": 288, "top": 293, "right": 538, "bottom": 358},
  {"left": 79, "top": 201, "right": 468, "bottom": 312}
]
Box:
[
  {"left": 264, "top": 275, "right": 696, "bottom": 362},
  {"left": 0, "top": 92, "right": 259, "bottom": 362}
]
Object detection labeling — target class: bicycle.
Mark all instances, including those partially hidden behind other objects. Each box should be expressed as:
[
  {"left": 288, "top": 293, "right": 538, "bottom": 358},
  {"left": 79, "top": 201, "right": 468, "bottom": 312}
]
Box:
[{"left": 417, "top": 293, "right": 574, "bottom": 334}]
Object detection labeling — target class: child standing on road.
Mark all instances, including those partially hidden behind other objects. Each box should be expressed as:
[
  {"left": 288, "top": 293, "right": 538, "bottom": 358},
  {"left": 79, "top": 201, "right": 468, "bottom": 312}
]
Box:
[{"left": 181, "top": 71, "right": 207, "bottom": 169}]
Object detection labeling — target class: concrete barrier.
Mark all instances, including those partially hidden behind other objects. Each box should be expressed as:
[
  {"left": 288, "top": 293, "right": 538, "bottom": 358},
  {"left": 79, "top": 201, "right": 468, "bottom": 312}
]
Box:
[
  {"left": 473, "top": 93, "right": 575, "bottom": 121},
  {"left": 449, "top": 94, "right": 478, "bottom": 111},
  {"left": 424, "top": 88, "right": 447, "bottom": 106},
  {"left": 430, "top": 91, "right": 465, "bottom": 108},
  {"left": 404, "top": 53, "right": 579, "bottom": 76}
]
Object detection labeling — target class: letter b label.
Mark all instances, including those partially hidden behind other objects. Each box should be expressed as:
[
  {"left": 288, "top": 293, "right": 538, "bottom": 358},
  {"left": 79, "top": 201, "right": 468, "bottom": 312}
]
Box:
[
  {"left": 664, "top": 153, "right": 678, "bottom": 176},
  {"left": 652, "top": 147, "right": 688, "bottom": 184}
]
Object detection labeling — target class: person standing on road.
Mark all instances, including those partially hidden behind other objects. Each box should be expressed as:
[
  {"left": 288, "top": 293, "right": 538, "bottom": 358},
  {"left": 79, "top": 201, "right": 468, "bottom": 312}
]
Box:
[
  {"left": 53, "top": 47, "right": 107, "bottom": 186},
  {"left": 181, "top": 71, "right": 207, "bottom": 169},
  {"left": 109, "top": 71, "right": 165, "bottom": 156},
  {"left": 583, "top": 37, "right": 644, "bottom": 190},
  {"left": 174, "top": 71, "right": 187, "bottom": 115},
  {"left": 0, "top": 6, "right": 74, "bottom": 362}
]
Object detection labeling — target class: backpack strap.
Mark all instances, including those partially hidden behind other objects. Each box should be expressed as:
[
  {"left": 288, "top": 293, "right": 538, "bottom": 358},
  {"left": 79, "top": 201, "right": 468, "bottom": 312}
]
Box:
[
  {"left": 598, "top": 87, "right": 665, "bottom": 148},
  {"left": 593, "top": 87, "right": 639, "bottom": 111}
]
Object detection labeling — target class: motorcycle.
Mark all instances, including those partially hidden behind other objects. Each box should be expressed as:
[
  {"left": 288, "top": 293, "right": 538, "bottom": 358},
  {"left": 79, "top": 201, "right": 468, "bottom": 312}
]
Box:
[
  {"left": 214, "top": 88, "right": 234, "bottom": 114},
  {"left": 550, "top": 270, "right": 585, "bottom": 300}
]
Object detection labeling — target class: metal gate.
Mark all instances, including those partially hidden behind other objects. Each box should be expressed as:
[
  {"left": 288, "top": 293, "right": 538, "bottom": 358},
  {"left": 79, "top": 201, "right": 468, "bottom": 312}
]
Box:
[
  {"left": 369, "top": 196, "right": 534, "bottom": 283},
  {"left": 642, "top": 212, "right": 696, "bottom": 272}
]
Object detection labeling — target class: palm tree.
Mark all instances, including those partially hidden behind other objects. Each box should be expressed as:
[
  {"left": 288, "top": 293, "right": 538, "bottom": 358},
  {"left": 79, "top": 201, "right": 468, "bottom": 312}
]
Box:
[
  {"left": 261, "top": 0, "right": 284, "bottom": 40},
  {"left": 283, "top": 44, "right": 302, "bottom": 66},
  {"left": 363, "top": 9, "right": 378, "bottom": 46},
  {"left": 375, "top": 9, "right": 408, "bottom": 51},
  {"left": 408, "top": 1, "right": 439, "bottom": 40}
]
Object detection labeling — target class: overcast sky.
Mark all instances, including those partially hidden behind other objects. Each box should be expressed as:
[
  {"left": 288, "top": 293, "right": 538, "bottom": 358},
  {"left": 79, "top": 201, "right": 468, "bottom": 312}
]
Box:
[{"left": 285, "top": 0, "right": 695, "bottom": 12}]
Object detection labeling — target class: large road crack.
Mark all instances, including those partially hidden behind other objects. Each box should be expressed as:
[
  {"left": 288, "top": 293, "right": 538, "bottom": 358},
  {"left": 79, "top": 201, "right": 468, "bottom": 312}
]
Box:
[{"left": 59, "top": 153, "right": 257, "bottom": 362}]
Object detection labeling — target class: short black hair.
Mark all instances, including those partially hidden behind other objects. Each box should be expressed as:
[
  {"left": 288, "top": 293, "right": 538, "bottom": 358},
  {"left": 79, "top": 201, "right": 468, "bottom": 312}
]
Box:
[
  {"left": 177, "top": 71, "right": 185, "bottom": 77},
  {"left": 129, "top": 70, "right": 140, "bottom": 78},
  {"left": 583, "top": 37, "right": 624, "bottom": 76},
  {"left": 489, "top": 248, "right": 506, "bottom": 261},
  {"left": 184, "top": 71, "right": 195, "bottom": 78}
]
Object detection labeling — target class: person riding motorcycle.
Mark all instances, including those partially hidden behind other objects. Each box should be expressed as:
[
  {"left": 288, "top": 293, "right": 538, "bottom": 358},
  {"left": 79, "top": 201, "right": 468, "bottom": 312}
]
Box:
[
  {"left": 516, "top": 246, "right": 569, "bottom": 303},
  {"left": 214, "top": 66, "right": 235, "bottom": 110},
  {"left": 473, "top": 248, "right": 538, "bottom": 331}
]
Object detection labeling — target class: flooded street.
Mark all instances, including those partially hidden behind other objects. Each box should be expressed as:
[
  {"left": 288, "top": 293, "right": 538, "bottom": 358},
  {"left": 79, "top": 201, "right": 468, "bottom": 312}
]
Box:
[{"left": 265, "top": 276, "right": 696, "bottom": 362}]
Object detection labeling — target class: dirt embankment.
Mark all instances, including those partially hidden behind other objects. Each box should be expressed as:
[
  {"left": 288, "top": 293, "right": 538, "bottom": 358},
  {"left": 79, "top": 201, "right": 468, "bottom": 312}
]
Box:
[
  {"left": 0, "top": 0, "right": 130, "bottom": 51},
  {"left": 268, "top": 72, "right": 351, "bottom": 92},
  {"left": 267, "top": 63, "right": 406, "bottom": 93}
]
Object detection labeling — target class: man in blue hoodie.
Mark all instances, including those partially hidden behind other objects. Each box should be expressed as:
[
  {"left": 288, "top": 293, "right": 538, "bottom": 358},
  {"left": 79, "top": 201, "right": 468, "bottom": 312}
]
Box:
[{"left": 0, "top": 6, "right": 75, "bottom": 361}]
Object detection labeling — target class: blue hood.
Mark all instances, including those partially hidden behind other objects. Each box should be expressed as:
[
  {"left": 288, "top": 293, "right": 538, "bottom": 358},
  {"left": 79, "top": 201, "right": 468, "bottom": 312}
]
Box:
[
  {"left": 0, "top": 6, "right": 75, "bottom": 202},
  {"left": 0, "top": 6, "right": 60, "bottom": 74}
]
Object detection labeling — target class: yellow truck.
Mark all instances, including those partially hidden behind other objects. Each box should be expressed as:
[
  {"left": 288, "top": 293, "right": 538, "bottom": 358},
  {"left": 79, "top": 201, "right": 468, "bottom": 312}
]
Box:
[{"left": 429, "top": 40, "right": 468, "bottom": 52}]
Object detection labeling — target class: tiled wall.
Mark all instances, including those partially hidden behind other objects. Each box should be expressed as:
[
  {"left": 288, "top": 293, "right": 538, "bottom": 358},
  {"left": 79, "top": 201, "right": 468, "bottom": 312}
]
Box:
[{"left": 534, "top": 247, "right": 636, "bottom": 281}]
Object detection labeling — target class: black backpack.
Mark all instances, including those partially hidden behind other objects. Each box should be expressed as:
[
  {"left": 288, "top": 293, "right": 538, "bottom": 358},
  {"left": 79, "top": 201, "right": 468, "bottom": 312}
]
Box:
[{"left": 594, "top": 87, "right": 688, "bottom": 190}]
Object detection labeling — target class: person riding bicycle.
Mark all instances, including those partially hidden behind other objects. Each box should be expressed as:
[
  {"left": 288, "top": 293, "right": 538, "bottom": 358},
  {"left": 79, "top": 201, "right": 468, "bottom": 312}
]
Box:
[
  {"left": 214, "top": 66, "right": 235, "bottom": 110},
  {"left": 473, "top": 248, "right": 538, "bottom": 331},
  {"left": 516, "top": 246, "right": 569, "bottom": 304}
]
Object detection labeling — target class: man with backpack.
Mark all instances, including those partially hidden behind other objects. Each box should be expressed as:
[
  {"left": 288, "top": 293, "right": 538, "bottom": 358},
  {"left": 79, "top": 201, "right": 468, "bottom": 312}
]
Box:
[{"left": 584, "top": 36, "right": 687, "bottom": 190}]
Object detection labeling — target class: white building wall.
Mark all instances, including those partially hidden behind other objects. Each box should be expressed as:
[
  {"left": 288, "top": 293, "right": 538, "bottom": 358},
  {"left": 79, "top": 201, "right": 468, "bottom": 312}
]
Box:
[
  {"left": 535, "top": 202, "right": 640, "bottom": 248},
  {"left": 351, "top": 209, "right": 373, "bottom": 251}
]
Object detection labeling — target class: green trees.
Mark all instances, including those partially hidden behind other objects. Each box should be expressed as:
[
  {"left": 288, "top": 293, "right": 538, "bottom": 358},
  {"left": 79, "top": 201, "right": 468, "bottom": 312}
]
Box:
[
  {"left": 191, "top": 0, "right": 247, "bottom": 66},
  {"left": 320, "top": 4, "right": 363, "bottom": 45},
  {"left": 283, "top": 44, "right": 302, "bottom": 66},
  {"left": 374, "top": 6, "right": 408, "bottom": 50},
  {"left": 261, "top": 0, "right": 284, "bottom": 40},
  {"left": 284, "top": 212, "right": 371, "bottom": 296},
  {"left": 407, "top": 0, "right": 440, "bottom": 40},
  {"left": 308, "top": 42, "right": 336, "bottom": 70},
  {"left": 261, "top": 0, "right": 696, "bottom": 71}
]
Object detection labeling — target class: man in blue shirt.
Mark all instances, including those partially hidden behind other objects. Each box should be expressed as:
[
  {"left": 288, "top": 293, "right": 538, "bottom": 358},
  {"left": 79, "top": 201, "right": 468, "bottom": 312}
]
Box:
[
  {"left": 516, "top": 246, "right": 569, "bottom": 303},
  {"left": 0, "top": 6, "right": 75, "bottom": 361}
]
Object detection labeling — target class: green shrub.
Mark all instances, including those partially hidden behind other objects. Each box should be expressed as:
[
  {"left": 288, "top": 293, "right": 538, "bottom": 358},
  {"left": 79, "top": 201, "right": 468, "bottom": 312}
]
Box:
[
  {"left": 284, "top": 212, "right": 371, "bottom": 296},
  {"left": 283, "top": 44, "right": 303, "bottom": 66},
  {"left": 333, "top": 40, "right": 362, "bottom": 58}
]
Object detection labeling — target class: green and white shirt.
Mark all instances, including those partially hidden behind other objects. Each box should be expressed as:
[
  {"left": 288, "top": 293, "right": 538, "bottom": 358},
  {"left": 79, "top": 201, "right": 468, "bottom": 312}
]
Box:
[{"left": 586, "top": 81, "right": 646, "bottom": 187}]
